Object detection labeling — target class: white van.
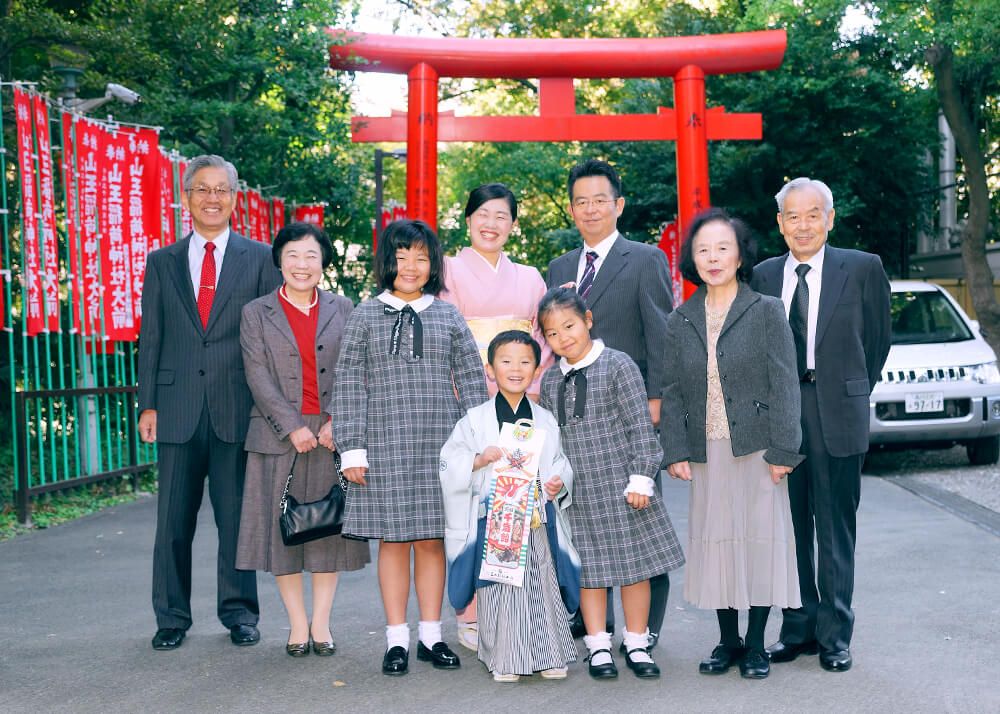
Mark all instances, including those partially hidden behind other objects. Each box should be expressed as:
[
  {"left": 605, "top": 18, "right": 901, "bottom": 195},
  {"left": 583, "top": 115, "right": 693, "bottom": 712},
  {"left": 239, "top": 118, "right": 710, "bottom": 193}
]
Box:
[{"left": 868, "top": 280, "right": 1000, "bottom": 465}]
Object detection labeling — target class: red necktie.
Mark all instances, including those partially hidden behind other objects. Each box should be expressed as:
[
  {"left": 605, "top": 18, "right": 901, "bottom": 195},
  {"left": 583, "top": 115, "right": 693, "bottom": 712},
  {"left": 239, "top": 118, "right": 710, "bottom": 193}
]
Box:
[{"left": 197, "top": 242, "right": 216, "bottom": 329}]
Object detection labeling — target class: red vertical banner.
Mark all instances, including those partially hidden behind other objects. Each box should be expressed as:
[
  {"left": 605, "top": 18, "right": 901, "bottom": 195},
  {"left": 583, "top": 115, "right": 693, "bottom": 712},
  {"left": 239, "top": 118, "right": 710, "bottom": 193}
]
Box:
[
  {"left": 31, "top": 95, "right": 61, "bottom": 333},
  {"left": 122, "top": 127, "right": 160, "bottom": 335},
  {"left": 74, "top": 117, "right": 107, "bottom": 337},
  {"left": 294, "top": 204, "right": 324, "bottom": 227},
  {"left": 247, "top": 189, "right": 261, "bottom": 242},
  {"left": 14, "top": 87, "right": 45, "bottom": 335},
  {"left": 178, "top": 160, "right": 193, "bottom": 237},
  {"left": 657, "top": 220, "right": 689, "bottom": 306},
  {"left": 271, "top": 198, "right": 285, "bottom": 233},
  {"left": 231, "top": 189, "right": 244, "bottom": 235},
  {"left": 258, "top": 193, "right": 272, "bottom": 243},
  {"left": 60, "top": 112, "right": 78, "bottom": 332},
  {"left": 157, "top": 150, "right": 176, "bottom": 248},
  {"left": 100, "top": 128, "right": 135, "bottom": 341}
]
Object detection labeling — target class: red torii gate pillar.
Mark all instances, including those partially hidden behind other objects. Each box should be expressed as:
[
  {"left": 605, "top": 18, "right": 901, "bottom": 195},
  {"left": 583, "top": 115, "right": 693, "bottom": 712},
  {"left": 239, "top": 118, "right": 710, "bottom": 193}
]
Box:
[{"left": 329, "top": 31, "right": 785, "bottom": 244}]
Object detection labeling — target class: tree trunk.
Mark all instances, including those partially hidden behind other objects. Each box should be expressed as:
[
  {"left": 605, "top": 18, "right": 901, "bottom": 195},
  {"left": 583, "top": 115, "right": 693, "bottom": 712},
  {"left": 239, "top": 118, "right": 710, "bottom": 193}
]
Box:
[{"left": 927, "top": 44, "right": 1000, "bottom": 358}]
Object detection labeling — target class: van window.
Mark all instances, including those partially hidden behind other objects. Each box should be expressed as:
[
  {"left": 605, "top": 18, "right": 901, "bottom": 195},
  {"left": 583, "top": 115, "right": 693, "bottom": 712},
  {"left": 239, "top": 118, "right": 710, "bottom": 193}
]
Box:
[{"left": 890, "top": 291, "right": 973, "bottom": 345}]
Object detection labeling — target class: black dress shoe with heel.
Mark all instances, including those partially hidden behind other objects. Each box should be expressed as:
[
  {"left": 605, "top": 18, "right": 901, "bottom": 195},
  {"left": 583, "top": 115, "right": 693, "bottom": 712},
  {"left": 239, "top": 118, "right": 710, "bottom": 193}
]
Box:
[
  {"left": 152, "top": 628, "right": 185, "bottom": 651},
  {"left": 766, "top": 639, "right": 818, "bottom": 663},
  {"left": 382, "top": 646, "right": 409, "bottom": 675},
  {"left": 229, "top": 624, "right": 260, "bottom": 646},
  {"left": 819, "top": 648, "right": 852, "bottom": 672},
  {"left": 416, "top": 641, "right": 461, "bottom": 669},
  {"left": 625, "top": 649, "right": 660, "bottom": 679},
  {"left": 586, "top": 649, "right": 618, "bottom": 680},
  {"left": 286, "top": 640, "right": 310, "bottom": 657},
  {"left": 312, "top": 639, "right": 336, "bottom": 656},
  {"left": 739, "top": 649, "right": 770, "bottom": 679},
  {"left": 699, "top": 641, "right": 745, "bottom": 675}
]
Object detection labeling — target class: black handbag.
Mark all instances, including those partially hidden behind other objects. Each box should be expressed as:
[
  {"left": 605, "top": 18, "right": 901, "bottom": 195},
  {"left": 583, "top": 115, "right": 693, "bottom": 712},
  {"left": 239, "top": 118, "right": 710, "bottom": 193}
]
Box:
[{"left": 278, "top": 451, "right": 348, "bottom": 546}]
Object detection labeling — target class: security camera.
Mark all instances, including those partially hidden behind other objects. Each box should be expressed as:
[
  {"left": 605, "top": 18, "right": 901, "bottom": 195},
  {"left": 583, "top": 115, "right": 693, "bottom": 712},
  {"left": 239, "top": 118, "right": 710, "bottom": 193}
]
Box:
[{"left": 105, "top": 83, "right": 141, "bottom": 105}]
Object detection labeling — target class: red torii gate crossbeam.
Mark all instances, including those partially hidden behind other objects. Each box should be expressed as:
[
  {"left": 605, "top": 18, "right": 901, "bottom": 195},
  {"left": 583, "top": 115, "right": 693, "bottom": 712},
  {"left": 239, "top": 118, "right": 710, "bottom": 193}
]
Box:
[{"left": 328, "top": 30, "right": 786, "bottom": 241}]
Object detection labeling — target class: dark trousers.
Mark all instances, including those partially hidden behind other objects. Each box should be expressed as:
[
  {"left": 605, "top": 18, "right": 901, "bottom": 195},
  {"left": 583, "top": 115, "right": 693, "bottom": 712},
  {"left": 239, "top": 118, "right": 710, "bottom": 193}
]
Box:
[
  {"left": 152, "top": 404, "right": 259, "bottom": 630},
  {"left": 780, "top": 383, "right": 862, "bottom": 651}
]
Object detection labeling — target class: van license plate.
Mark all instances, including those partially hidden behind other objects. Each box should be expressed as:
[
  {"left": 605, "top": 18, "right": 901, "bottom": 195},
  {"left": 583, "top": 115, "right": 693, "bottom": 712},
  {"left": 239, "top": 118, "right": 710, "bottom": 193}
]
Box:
[{"left": 905, "top": 392, "right": 944, "bottom": 413}]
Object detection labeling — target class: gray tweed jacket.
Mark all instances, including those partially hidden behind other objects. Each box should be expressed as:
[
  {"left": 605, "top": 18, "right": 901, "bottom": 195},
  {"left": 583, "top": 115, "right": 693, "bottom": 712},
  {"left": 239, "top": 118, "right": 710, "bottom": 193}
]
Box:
[
  {"left": 240, "top": 288, "right": 354, "bottom": 455},
  {"left": 659, "top": 282, "right": 804, "bottom": 468}
]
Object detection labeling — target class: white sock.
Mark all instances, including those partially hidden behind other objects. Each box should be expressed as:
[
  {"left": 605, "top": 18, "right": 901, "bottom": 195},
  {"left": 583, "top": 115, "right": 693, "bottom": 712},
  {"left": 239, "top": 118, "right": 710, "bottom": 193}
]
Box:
[
  {"left": 386, "top": 623, "right": 409, "bottom": 651},
  {"left": 418, "top": 620, "right": 442, "bottom": 649},
  {"left": 623, "top": 628, "right": 653, "bottom": 663},
  {"left": 584, "top": 631, "right": 613, "bottom": 666}
]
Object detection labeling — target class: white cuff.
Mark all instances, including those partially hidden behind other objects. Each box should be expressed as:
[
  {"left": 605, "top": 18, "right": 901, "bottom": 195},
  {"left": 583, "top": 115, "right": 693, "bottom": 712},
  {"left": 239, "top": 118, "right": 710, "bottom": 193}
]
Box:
[
  {"left": 340, "top": 448, "right": 369, "bottom": 470},
  {"left": 623, "top": 474, "right": 655, "bottom": 497}
]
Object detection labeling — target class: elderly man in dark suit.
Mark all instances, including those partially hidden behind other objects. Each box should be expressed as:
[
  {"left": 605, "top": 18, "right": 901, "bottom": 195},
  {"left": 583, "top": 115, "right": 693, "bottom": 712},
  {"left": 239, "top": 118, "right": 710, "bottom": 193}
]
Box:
[
  {"left": 138, "top": 154, "right": 281, "bottom": 651},
  {"left": 751, "top": 177, "right": 891, "bottom": 672},
  {"left": 546, "top": 158, "right": 674, "bottom": 648}
]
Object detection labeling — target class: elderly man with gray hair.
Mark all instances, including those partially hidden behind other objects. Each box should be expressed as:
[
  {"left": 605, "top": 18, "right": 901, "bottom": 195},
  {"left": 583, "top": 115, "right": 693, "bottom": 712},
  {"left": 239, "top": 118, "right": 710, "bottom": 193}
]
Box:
[
  {"left": 138, "top": 155, "right": 281, "bottom": 651},
  {"left": 750, "top": 177, "right": 890, "bottom": 673}
]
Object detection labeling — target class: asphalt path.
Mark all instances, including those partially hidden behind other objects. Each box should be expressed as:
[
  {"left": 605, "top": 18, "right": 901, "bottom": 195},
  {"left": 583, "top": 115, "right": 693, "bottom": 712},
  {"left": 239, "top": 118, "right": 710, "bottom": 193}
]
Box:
[{"left": 2, "top": 476, "right": 998, "bottom": 713}]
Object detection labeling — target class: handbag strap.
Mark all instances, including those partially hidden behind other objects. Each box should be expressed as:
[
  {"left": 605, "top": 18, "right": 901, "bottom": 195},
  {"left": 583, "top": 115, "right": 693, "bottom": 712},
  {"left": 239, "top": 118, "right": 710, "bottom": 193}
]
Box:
[{"left": 279, "top": 451, "right": 347, "bottom": 513}]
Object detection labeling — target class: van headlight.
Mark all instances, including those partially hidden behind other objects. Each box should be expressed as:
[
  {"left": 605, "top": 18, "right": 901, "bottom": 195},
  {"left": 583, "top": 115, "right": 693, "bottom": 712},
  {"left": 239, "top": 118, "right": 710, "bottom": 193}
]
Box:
[{"left": 968, "top": 361, "right": 1000, "bottom": 384}]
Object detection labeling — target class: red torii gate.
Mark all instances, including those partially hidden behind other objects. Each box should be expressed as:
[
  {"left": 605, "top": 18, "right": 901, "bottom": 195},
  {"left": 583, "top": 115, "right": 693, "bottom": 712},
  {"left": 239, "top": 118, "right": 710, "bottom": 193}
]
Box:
[{"left": 328, "top": 30, "right": 786, "bottom": 243}]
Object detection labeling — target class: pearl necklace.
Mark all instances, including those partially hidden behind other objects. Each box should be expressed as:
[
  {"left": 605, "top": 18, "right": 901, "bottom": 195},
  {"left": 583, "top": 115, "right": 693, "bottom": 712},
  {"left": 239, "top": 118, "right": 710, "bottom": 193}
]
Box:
[{"left": 280, "top": 285, "right": 318, "bottom": 311}]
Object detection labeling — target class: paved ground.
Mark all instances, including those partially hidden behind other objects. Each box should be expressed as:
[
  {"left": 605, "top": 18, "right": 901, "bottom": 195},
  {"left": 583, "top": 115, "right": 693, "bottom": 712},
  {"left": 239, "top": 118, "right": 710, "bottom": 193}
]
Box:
[{"left": 2, "top": 475, "right": 999, "bottom": 713}]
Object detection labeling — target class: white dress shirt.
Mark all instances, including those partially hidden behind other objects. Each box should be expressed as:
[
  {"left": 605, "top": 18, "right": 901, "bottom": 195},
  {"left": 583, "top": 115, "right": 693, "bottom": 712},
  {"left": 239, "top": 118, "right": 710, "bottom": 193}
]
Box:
[
  {"left": 575, "top": 231, "right": 619, "bottom": 284},
  {"left": 780, "top": 244, "right": 825, "bottom": 370},
  {"left": 187, "top": 229, "right": 230, "bottom": 299}
]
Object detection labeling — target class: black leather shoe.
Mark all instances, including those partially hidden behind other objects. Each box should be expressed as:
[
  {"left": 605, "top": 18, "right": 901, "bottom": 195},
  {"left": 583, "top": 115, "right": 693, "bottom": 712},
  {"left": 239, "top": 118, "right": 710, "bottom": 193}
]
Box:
[
  {"left": 618, "top": 631, "right": 659, "bottom": 656},
  {"left": 586, "top": 649, "right": 618, "bottom": 680},
  {"left": 286, "top": 640, "right": 309, "bottom": 657},
  {"left": 766, "top": 639, "right": 818, "bottom": 663},
  {"left": 152, "top": 628, "right": 185, "bottom": 651},
  {"left": 699, "top": 641, "right": 745, "bottom": 674},
  {"left": 229, "top": 624, "right": 260, "bottom": 646},
  {"left": 416, "top": 641, "right": 461, "bottom": 669},
  {"left": 740, "top": 649, "right": 770, "bottom": 679},
  {"left": 382, "top": 646, "right": 409, "bottom": 676},
  {"left": 569, "top": 613, "right": 587, "bottom": 639},
  {"left": 312, "top": 639, "right": 336, "bottom": 656},
  {"left": 625, "top": 649, "right": 660, "bottom": 679},
  {"left": 819, "top": 648, "right": 852, "bottom": 672}
]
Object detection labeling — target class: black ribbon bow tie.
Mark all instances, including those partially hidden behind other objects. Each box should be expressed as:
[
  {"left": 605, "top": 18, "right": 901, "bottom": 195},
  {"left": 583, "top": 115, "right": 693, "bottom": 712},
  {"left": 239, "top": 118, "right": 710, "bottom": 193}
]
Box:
[
  {"left": 557, "top": 367, "right": 588, "bottom": 426},
  {"left": 384, "top": 304, "right": 423, "bottom": 360}
]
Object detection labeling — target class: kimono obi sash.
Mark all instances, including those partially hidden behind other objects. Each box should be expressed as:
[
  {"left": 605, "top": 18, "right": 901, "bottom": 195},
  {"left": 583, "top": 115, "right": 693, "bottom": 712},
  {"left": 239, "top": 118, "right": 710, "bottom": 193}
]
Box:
[{"left": 464, "top": 316, "right": 533, "bottom": 365}]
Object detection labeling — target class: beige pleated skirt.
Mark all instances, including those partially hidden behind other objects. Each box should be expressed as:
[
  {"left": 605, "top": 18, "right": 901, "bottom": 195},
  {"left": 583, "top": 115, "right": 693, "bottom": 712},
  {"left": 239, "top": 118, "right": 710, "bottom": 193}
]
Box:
[
  {"left": 684, "top": 438, "right": 801, "bottom": 610},
  {"left": 236, "top": 415, "right": 371, "bottom": 577}
]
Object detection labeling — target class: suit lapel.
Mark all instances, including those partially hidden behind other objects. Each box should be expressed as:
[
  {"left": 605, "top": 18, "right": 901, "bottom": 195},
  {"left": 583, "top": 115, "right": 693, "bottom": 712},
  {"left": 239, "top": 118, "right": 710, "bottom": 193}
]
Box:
[
  {"left": 169, "top": 234, "right": 204, "bottom": 332},
  {"left": 676, "top": 287, "right": 708, "bottom": 349},
  {"left": 314, "top": 289, "right": 338, "bottom": 342},
  {"left": 586, "top": 235, "right": 628, "bottom": 308},
  {"left": 719, "top": 283, "right": 760, "bottom": 339},
  {"left": 815, "top": 246, "right": 848, "bottom": 348},
  {"left": 261, "top": 290, "right": 298, "bottom": 353},
  {"left": 554, "top": 248, "right": 582, "bottom": 286},
  {"left": 206, "top": 233, "right": 248, "bottom": 333},
  {"left": 755, "top": 257, "right": 784, "bottom": 299}
]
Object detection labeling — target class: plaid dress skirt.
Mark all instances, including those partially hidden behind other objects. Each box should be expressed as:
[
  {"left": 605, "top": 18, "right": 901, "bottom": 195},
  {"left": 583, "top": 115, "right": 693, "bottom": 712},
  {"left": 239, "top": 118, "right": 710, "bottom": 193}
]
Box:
[{"left": 541, "top": 348, "right": 685, "bottom": 588}]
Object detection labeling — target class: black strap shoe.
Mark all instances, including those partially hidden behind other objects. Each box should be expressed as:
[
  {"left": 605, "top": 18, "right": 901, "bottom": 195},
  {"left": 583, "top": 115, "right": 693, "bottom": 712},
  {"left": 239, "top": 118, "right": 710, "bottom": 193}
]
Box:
[
  {"left": 416, "top": 641, "right": 461, "bottom": 669},
  {"left": 625, "top": 648, "right": 661, "bottom": 679},
  {"left": 740, "top": 648, "right": 771, "bottom": 679},
  {"left": 382, "top": 646, "right": 409, "bottom": 675},
  {"left": 819, "top": 648, "right": 852, "bottom": 672},
  {"left": 699, "top": 640, "right": 745, "bottom": 674},
  {"left": 152, "top": 628, "right": 185, "bottom": 651},
  {"left": 766, "top": 639, "right": 818, "bottom": 663},
  {"left": 586, "top": 649, "right": 618, "bottom": 680},
  {"left": 229, "top": 624, "right": 260, "bottom": 646}
]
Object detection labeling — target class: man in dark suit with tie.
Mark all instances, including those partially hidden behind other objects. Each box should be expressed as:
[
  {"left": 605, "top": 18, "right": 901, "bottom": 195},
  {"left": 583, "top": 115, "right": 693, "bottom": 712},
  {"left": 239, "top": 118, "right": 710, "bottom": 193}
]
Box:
[
  {"left": 546, "top": 159, "right": 674, "bottom": 648},
  {"left": 751, "top": 177, "right": 890, "bottom": 672},
  {"left": 138, "top": 155, "right": 281, "bottom": 651}
]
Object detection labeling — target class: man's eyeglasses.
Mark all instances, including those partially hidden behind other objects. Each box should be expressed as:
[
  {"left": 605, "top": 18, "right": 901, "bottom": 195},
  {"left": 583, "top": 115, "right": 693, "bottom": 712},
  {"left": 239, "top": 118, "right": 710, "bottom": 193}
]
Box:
[
  {"left": 188, "top": 185, "right": 234, "bottom": 199},
  {"left": 572, "top": 197, "right": 616, "bottom": 210}
]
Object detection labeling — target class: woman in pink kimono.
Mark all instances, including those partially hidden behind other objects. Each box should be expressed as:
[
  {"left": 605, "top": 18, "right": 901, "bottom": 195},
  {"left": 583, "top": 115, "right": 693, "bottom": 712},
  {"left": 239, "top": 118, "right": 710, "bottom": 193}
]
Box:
[
  {"left": 440, "top": 183, "right": 554, "bottom": 650},
  {"left": 442, "top": 184, "right": 553, "bottom": 402}
]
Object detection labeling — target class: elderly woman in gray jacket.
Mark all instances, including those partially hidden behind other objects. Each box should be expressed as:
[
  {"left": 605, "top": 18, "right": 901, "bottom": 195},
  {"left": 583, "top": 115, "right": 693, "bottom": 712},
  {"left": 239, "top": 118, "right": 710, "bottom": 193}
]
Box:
[{"left": 661, "top": 208, "right": 803, "bottom": 680}]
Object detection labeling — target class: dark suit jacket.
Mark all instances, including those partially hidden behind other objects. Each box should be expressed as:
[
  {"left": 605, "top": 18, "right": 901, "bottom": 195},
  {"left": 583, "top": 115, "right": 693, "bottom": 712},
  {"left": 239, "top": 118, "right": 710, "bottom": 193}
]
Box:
[
  {"left": 137, "top": 233, "right": 281, "bottom": 444},
  {"left": 751, "top": 245, "right": 891, "bottom": 457},
  {"left": 240, "top": 289, "right": 354, "bottom": 455},
  {"left": 660, "top": 283, "right": 803, "bottom": 468},
  {"left": 546, "top": 234, "right": 673, "bottom": 397}
]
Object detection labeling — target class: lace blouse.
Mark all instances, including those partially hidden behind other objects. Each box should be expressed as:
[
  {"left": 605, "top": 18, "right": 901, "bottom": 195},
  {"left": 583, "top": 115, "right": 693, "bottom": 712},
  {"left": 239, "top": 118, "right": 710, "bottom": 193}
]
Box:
[{"left": 705, "top": 304, "right": 731, "bottom": 440}]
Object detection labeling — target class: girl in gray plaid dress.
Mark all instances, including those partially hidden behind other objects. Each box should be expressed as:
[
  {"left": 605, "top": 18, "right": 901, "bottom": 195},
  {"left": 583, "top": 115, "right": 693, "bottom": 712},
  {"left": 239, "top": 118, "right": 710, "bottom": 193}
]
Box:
[
  {"left": 331, "top": 220, "right": 488, "bottom": 676},
  {"left": 538, "top": 288, "right": 684, "bottom": 681}
]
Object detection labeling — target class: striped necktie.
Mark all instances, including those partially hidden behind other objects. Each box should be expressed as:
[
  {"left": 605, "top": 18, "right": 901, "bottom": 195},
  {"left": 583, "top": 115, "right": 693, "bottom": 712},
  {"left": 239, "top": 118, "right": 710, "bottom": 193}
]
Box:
[{"left": 577, "top": 250, "right": 599, "bottom": 299}]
